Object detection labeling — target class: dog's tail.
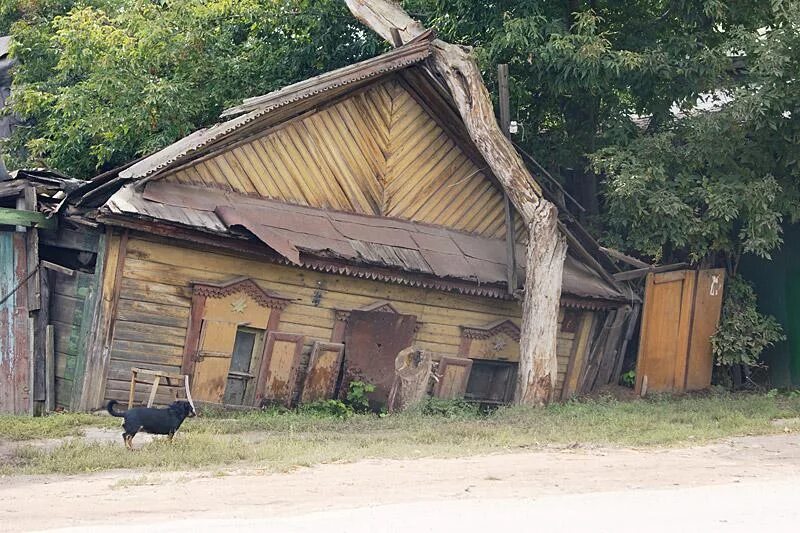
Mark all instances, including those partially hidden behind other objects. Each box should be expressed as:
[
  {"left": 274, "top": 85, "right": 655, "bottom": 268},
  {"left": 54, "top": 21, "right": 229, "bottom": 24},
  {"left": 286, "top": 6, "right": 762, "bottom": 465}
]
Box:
[{"left": 106, "top": 400, "right": 125, "bottom": 417}]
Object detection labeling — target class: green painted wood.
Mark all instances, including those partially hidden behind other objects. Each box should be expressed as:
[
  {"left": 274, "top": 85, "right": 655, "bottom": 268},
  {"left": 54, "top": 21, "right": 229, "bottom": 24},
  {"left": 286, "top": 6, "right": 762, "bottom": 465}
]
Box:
[{"left": 0, "top": 208, "right": 57, "bottom": 229}]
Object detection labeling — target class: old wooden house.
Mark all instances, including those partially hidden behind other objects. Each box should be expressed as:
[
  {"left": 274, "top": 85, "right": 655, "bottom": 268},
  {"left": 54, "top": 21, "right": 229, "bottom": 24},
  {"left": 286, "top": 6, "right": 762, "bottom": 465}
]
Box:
[{"left": 2, "top": 37, "right": 636, "bottom": 414}]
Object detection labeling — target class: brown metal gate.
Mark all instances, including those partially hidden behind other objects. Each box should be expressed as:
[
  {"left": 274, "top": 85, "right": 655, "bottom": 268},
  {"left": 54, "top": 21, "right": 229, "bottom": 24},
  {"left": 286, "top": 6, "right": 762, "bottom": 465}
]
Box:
[
  {"left": 635, "top": 268, "right": 725, "bottom": 394},
  {"left": 343, "top": 310, "right": 417, "bottom": 409}
]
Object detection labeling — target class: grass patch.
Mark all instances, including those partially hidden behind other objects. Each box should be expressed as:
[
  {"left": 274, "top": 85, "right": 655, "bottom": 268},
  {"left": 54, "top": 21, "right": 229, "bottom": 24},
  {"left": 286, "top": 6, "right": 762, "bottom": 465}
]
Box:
[
  {"left": 0, "top": 412, "right": 116, "bottom": 441},
  {"left": 2, "top": 392, "right": 799, "bottom": 476}
]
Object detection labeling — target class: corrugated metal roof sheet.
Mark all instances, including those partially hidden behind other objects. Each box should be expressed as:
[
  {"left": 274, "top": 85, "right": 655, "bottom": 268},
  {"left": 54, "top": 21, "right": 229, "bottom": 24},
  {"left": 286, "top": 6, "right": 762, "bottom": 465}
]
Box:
[{"left": 104, "top": 182, "right": 625, "bottom": 301}]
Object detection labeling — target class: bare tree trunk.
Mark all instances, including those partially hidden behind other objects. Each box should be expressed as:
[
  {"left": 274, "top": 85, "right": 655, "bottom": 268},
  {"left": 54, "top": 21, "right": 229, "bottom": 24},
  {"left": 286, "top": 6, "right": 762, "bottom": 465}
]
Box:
[{"left": 345, "top": 0, "right": 567, "bottom": 405}]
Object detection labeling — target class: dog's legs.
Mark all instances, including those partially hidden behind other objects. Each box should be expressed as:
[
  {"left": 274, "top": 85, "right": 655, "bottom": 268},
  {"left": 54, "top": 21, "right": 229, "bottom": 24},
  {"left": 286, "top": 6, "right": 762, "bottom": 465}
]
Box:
[
  {"left": 123, "top": 433, "right": 134, "bottom": 450},
  {"left": 168, "top": 432, "right": 175, "bottom": 442}
]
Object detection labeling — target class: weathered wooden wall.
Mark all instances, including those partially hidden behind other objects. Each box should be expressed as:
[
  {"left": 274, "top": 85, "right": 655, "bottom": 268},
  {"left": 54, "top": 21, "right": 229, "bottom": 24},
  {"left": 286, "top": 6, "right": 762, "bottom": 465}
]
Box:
[
  {"left": 0, "top": 231, "right": 31, "bottom": 414},
  {"left": 97, "top": 234, "right": 582, "bottom": 406},
  {"left": 161, "top": 79, "right": 525, "bottom": 241}
]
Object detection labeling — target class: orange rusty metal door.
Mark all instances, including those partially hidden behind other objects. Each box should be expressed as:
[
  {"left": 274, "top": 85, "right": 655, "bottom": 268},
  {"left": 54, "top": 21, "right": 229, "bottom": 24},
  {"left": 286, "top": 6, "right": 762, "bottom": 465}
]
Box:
[
  {"left": 635, "top": 269, "right": 725, "bottom": 394},
  {"left": 256, "top": 332, "right": 304, "bottom": 406},
  {"left": 343, "top": 310, "right": 417, "bottom": 409},
  {"left": 192, "top": 319, "right": 238, "bottom": 403}
]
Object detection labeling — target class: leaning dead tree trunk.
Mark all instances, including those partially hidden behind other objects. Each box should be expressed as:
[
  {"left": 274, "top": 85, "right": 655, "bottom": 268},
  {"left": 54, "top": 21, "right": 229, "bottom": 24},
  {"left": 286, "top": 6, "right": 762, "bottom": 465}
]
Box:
[{"left": 345, "top": 0, "right": 567, "bottom": 405}]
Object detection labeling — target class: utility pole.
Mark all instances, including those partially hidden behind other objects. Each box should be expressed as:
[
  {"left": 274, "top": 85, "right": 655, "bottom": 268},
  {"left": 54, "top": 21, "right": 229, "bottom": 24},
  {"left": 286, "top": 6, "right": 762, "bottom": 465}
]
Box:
[{"left": 498, "top": 64, "right": 518, "bottom": 295}]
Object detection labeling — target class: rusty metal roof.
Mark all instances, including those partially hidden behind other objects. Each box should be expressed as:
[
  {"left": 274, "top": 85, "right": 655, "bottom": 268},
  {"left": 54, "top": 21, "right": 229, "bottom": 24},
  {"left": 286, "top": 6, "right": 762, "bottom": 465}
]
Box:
[
  {"left": 103, "top": 182, "right": 625, "bottom": 302},
  {"left": 118, "top": 39, "right": 432, "bottom": 184}
]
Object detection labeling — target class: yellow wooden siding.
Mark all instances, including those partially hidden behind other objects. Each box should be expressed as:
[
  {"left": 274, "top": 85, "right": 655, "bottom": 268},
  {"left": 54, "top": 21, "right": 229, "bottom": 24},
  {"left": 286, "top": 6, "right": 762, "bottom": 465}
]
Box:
[
  {"left": 104, "top": 236, "right": 578, "bottom": 404},
  {"left": 160, "top": 79, "right": 511, "bottom": 239}
]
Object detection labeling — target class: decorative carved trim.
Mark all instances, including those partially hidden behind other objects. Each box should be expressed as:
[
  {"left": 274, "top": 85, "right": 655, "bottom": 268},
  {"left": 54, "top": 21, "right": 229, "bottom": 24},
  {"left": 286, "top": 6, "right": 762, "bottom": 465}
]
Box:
[
  {"left": 192, "top": 277, "right": 291, "bottom": 310},
  {"left": 459, "top": 319, "right": 521, "bottom": 342}
]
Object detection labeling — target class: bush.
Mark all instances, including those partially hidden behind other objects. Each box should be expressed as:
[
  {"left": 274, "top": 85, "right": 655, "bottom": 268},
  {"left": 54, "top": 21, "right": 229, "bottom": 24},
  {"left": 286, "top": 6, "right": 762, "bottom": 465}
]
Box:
[
  {"left": 300, "top": 399, "right": 353, "bottom": 419},
  {"left": 417, "top": 398, "right": 481, "bottom": 418},
  {"left": 344, "top": 381, "right": 375, "bottom": 413},
  {"left": 711, "top": 275, "right": 785, "bottom": 368}
]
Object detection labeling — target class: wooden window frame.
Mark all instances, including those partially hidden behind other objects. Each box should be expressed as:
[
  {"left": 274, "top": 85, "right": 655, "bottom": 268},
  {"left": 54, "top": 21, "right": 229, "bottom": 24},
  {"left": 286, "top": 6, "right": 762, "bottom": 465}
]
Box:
[{"left": 181, "top": 277, "right": 290, "bottom": 377}]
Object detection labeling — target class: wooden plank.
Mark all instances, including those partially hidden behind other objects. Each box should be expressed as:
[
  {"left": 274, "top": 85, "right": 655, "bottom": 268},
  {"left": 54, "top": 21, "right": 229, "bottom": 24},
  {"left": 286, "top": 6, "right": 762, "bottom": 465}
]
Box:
[
  {"left": 433, "top": 356, "right": 473, "bottom": 399},
  {"left": 0, "top": 207, "right": 56, "bottom": 229},
  {"left": 561, "top": 311, "right": 595, "bottom": 399},
  {"left": 684, "top": 269, "right": 725, "bottom": 391},
  {"left": 594, "top": 307, "right": 631, "bottom": 388}
]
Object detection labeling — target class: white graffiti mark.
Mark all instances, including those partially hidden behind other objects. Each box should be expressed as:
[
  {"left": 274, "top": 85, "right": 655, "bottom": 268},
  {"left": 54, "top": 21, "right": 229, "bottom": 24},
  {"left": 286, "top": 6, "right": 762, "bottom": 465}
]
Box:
[{"left": 709, "top": 275, "right": 720, "bottom": 296}]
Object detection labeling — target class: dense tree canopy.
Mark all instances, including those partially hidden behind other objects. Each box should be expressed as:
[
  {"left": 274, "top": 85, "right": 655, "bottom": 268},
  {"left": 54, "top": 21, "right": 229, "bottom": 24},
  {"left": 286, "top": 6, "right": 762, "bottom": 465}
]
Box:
[{"left": 0, "top": 0, "right": 383, "bottom": 177}]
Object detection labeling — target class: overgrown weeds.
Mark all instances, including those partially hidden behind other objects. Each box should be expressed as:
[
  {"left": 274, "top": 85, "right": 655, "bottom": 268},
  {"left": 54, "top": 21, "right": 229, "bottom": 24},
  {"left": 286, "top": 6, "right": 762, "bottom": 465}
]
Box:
[{"left": 1, "top": 392, "right": 799, "bottom": 476}]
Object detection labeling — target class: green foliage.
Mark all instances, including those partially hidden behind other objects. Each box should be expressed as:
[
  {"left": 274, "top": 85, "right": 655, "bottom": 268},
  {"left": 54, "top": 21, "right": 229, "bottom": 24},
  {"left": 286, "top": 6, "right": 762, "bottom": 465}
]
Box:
[
  {"left": 417, "top": 397, "right": 481, "bottom": 418},
  {"left": 405, "top": 0, "right": 797, "bottom": 272},
  {"left": 344, "top": 381, "right": 375, "bottom": 414},
  {"left": 1, "top": 0, "right": 384, "bottom": 177},
  {"left": 300, "top": 399, "right": 353, "bottom": 419},
  {"left": 593, "top": 1, "right": 800, "bottom": 264},
  {"left": 711, "top": 276, "right": 786, "bottom": 368},
  {"left": 620, "top": 370, "right": 636, "bottom": 388}
]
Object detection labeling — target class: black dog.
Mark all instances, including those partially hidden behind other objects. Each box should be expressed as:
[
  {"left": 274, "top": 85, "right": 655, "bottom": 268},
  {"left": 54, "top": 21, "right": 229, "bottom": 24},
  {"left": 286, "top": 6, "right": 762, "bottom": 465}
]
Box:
[{"left": 107, "top": 400, "right": 195, "bottom": 449}]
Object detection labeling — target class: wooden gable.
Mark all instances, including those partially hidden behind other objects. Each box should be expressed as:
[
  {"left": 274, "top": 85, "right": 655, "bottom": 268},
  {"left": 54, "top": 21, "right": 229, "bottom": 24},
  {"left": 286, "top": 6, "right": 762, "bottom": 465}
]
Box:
[{"left": 160, "top": 77, "right": 524, "bottom": 240}]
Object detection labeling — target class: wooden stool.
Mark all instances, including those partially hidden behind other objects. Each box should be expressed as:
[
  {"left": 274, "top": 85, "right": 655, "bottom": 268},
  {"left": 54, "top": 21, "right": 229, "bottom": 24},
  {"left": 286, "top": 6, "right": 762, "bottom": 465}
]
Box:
[{"left": 128, "top": 368, "right": 194, "bottom": 409}]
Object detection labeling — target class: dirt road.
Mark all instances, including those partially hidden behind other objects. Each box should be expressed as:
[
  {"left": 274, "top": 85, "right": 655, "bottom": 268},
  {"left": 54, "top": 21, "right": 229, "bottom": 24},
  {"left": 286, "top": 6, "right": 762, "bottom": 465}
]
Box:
[{"left": 2, "top": 433, "right": 799, "bottom": 531}]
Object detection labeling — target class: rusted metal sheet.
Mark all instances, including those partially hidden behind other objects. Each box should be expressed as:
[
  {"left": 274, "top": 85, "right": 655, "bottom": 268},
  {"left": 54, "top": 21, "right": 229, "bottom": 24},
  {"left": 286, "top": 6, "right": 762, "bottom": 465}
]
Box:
[
  {"left": 0, "top": 231, "right": 31, "bottom": 414},
  {"left": 301, "top": 341, "right": 345, "bottom": 403},
  {"left": 343, "top": 310, "right": 417, "bottom": 409},
  {"left": 109, "top": 181, "right": 627, "bottom": 303}
]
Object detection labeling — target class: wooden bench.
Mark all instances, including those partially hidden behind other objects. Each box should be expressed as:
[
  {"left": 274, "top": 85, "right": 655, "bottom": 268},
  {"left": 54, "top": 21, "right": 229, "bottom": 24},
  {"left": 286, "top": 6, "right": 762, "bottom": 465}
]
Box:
[{"left": 128, "top": 368, "right": 195, "bottom": 409}]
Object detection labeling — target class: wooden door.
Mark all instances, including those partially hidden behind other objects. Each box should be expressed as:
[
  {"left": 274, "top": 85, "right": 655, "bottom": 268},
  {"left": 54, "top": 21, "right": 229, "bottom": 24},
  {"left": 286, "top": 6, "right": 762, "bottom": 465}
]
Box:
[
  {"left": 685, "top": 269, "right": 725, "bottom": 391},
  {"left": 636, "top": 269, "right": 726, "bottom": 395},
  {"left": 635, "top": 271, "right": 695, "bottom": 394},
  {"left": 343, "top": 310, "right": 417, "bottom": 409},
  {"left": 433, "top": 357, "right": 473, "bottom": 399},
  {"left": 256, "top": 332, "right": 304, "bottom": 406},
  {"left": 193, "top": 319, "right": 238, "bottom": 403}
]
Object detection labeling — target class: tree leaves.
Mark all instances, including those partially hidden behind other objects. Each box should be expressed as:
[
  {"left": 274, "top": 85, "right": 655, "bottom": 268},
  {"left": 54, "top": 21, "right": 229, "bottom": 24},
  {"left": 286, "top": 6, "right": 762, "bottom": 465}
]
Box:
[{"left": 1, "top": 0, "right": 384, "bottom": 178}]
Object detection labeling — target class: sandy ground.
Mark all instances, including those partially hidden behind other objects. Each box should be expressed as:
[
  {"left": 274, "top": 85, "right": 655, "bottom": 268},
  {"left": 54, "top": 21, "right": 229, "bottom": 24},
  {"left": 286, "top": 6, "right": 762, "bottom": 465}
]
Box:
[{"left": 1, "top": 433, "right": 799, "bottom": 532}]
